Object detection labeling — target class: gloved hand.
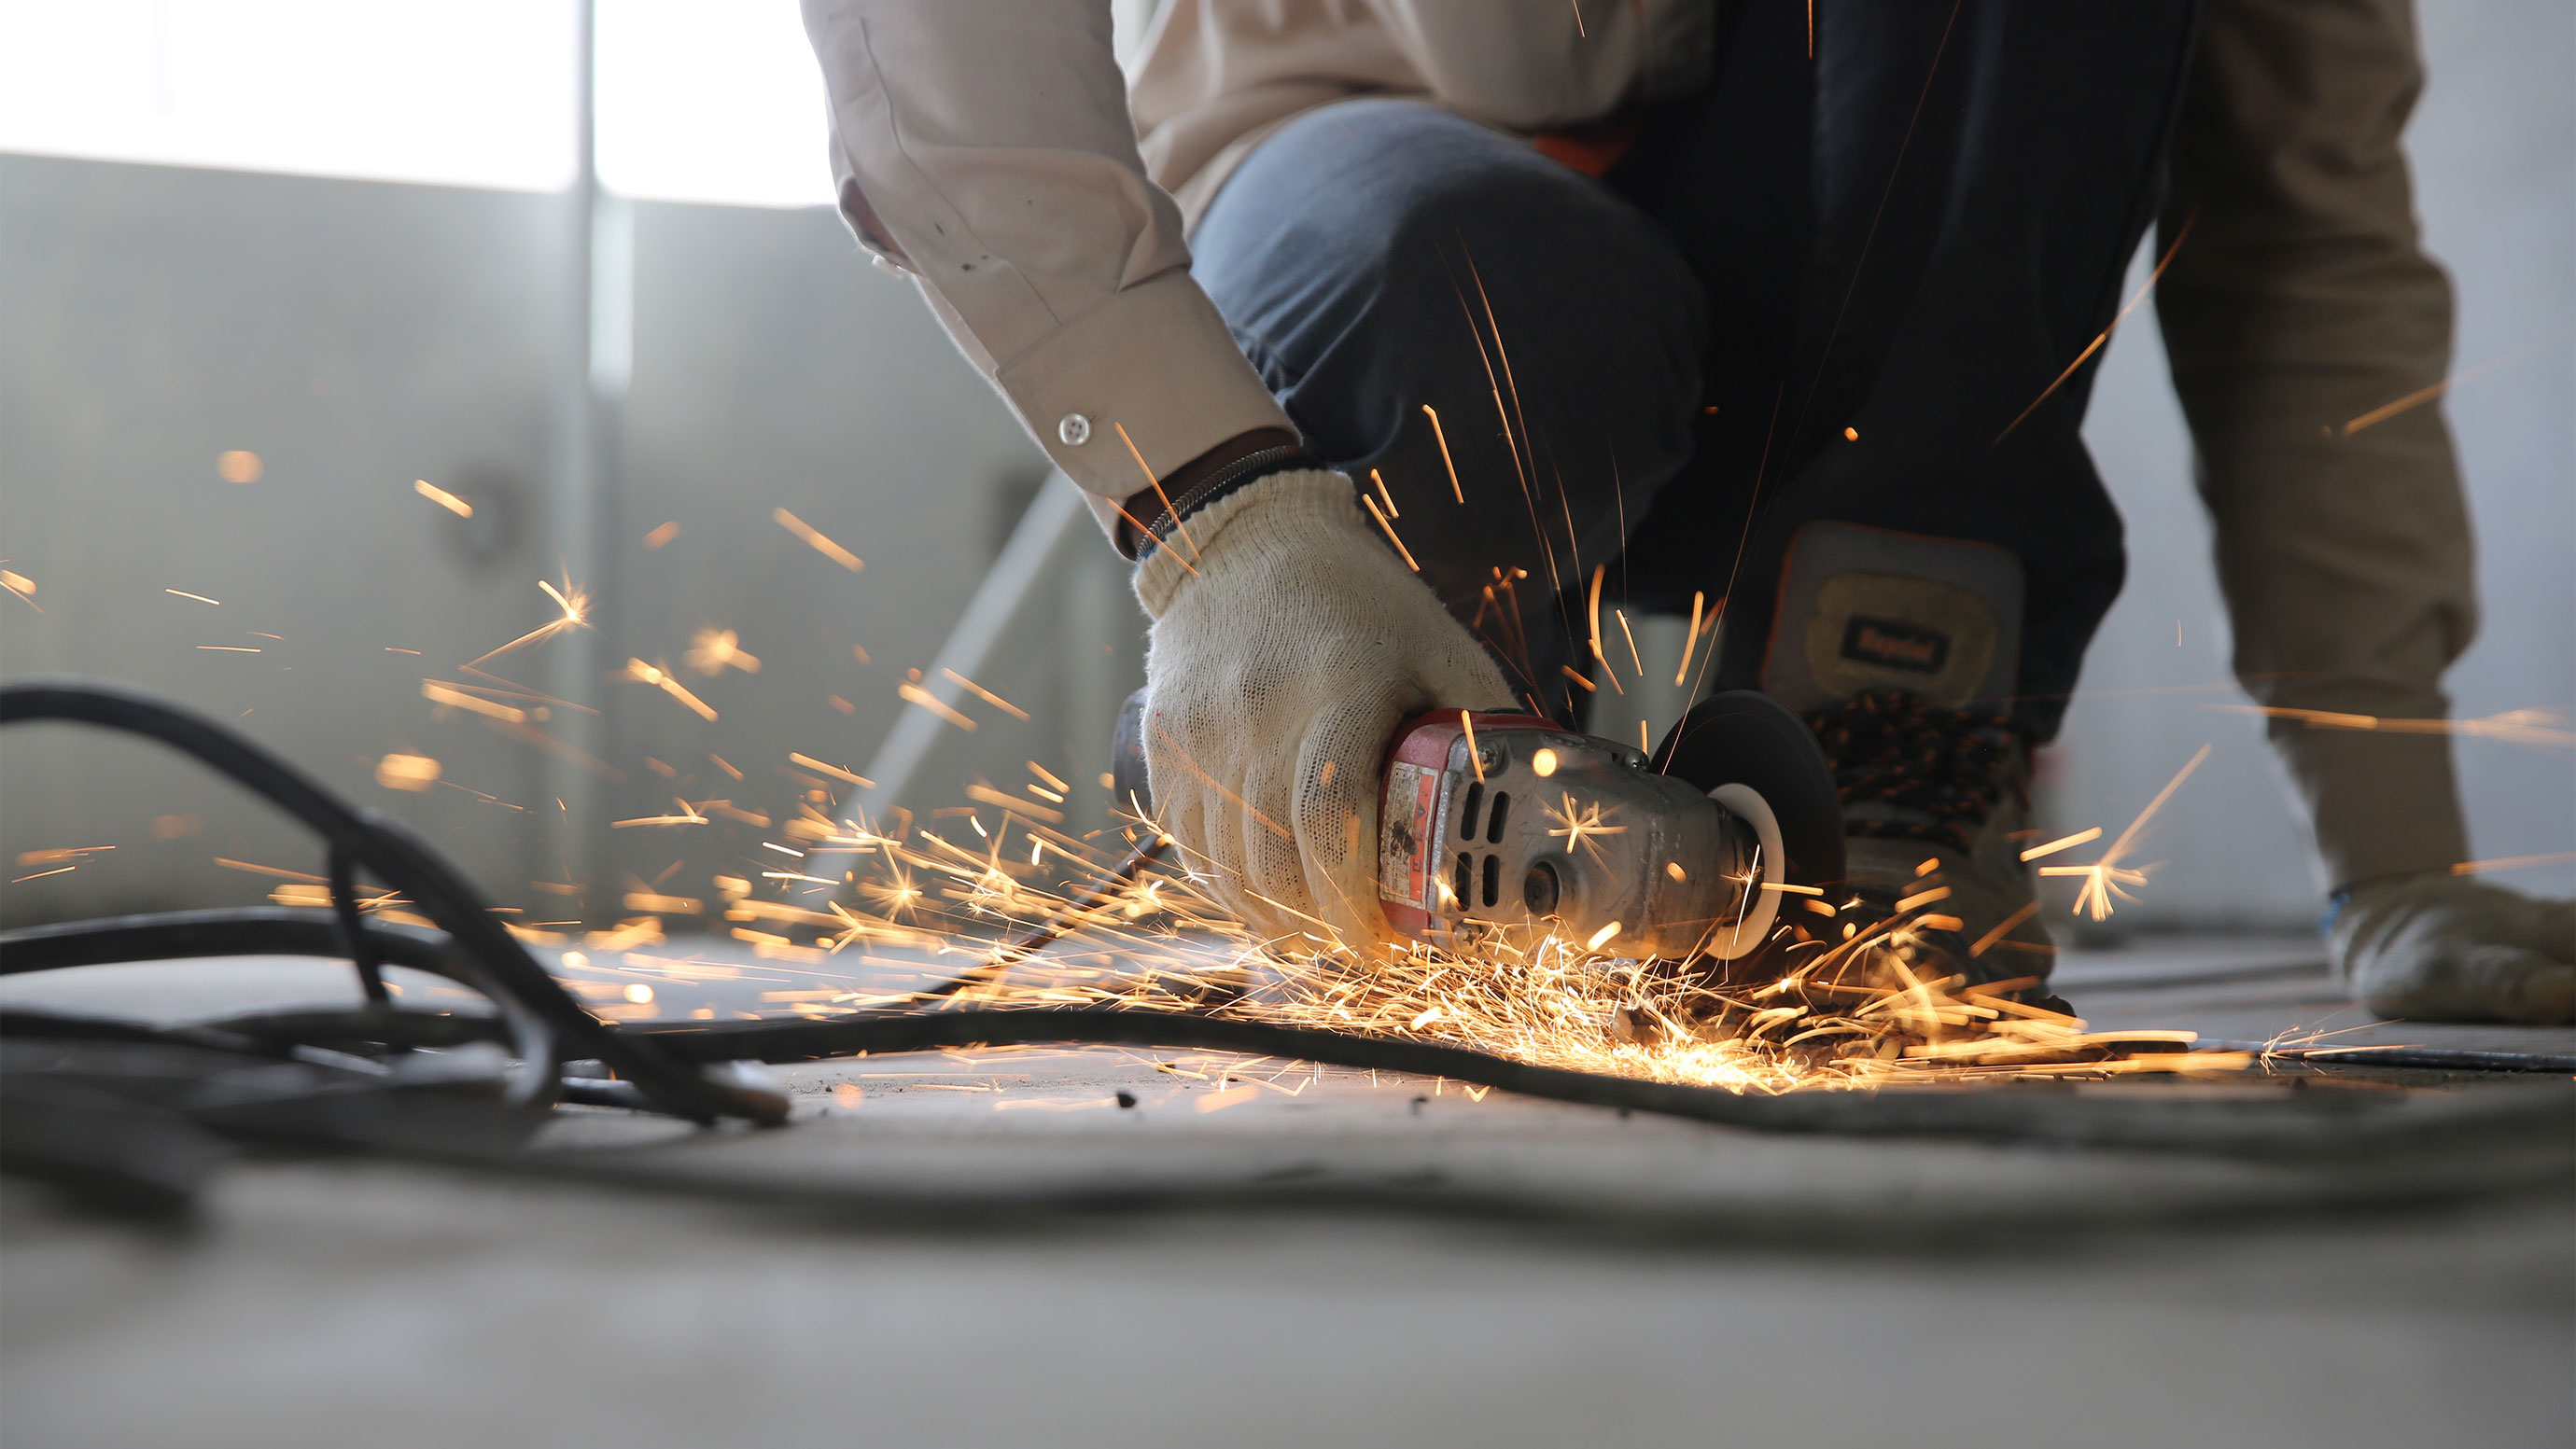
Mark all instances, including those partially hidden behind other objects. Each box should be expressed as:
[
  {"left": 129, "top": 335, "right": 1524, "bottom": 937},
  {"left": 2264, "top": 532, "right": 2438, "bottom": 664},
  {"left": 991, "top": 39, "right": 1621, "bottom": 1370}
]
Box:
[
  {"left": 1134, "top": 469, "right": 1511, "bottom": 952},
  {"left": 2328, "top": 871, "right": 2575, "bottom": 1024}
]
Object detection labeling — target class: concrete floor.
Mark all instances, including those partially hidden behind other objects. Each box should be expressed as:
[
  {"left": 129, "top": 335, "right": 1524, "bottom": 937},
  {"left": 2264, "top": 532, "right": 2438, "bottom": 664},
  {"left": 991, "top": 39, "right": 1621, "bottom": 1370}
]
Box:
[{"left": 4, "top": 936, "right": 2570, "bottom": 1447}]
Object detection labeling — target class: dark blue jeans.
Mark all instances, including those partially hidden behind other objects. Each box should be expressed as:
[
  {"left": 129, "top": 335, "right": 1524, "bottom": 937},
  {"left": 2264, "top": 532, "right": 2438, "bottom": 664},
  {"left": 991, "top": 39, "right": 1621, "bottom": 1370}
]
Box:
[{"left": 1189, "top": 0, "right": 2196, "bottom": 741}]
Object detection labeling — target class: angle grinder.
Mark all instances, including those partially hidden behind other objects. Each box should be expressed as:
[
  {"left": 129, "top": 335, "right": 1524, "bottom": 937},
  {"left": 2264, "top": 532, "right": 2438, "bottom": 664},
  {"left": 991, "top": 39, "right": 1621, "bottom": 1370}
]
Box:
[{"left": 1113, "top": 689, "right": 1844, "bottom": 962}]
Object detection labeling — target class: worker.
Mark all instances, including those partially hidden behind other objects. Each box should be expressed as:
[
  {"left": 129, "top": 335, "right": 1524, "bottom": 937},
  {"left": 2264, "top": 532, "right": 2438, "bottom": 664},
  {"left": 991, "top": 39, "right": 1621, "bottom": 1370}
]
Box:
[{"left": 799, "top": 0, "right": 2572, "bottom": 1024}]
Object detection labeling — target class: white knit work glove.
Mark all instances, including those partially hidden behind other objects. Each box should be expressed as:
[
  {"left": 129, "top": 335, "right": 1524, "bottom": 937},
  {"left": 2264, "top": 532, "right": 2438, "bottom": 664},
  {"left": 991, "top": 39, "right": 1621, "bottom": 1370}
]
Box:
[
  {"left": 2329, "top": 871, "right": 2575, "bottom": 1024},
  {"left": 1134, "top": 469, "right": 1512, "bottom": 953}
]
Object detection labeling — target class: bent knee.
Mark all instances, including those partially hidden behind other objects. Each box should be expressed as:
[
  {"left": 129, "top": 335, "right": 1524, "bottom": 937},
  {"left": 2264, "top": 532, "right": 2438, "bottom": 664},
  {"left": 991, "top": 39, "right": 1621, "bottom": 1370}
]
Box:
[{"left": 1196, "top": 99, "right": 1700, "bottom": 354}]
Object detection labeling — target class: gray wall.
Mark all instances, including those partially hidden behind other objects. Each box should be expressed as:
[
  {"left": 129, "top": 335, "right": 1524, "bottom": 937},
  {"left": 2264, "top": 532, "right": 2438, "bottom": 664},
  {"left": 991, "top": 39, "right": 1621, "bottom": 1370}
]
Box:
[
  {"left": 597, "top": 199, "right": 1060, "bottom": 903},
  {"left": 0, "top": 157, "right": 1038, "bottom": 928},
  {"left": 2, "top": 157, "right": 570, "bottom": 926}
]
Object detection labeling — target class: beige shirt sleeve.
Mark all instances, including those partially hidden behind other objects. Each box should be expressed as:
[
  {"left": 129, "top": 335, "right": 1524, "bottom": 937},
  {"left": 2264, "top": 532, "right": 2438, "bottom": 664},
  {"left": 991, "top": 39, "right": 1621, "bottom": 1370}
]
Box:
[
  {"left": 800, "top": 0, "right": 1292, "bottom": 514},
  {"left": 2156, "top": 0, "right": 2477, "bottom": 890}
]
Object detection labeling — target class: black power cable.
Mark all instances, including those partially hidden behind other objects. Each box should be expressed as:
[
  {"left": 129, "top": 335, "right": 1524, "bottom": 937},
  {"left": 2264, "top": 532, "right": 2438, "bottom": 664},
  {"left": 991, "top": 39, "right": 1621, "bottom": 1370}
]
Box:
[
  {"left": 3, "top": 678, "right": 2569, "bottom": 1192},
  {"left": 7, "top": 902, "right": 2570, "bottom": 1161},
  {"left": 1, "top": 679, "right": 784, "bottom": 1125},
  {"left": 326, "top": 843, "right": 391, "bottom": 1007}
]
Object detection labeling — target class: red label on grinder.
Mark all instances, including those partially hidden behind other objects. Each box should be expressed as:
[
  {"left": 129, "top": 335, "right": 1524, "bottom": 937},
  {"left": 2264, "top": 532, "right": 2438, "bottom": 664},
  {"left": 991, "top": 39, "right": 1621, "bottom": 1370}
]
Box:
[{"left": 1379, "top": 761, "right": 1439, "bottom": 906}]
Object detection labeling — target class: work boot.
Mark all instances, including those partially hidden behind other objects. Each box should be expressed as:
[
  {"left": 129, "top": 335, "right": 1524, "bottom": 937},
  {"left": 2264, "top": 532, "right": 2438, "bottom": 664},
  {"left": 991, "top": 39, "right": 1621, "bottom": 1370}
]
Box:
[
  {"left": 1757, "top": 522, "right": 2057, "bottom": 996},
  {"left": 1803, "top": 690, "right": 2055, "bottom": 992}
]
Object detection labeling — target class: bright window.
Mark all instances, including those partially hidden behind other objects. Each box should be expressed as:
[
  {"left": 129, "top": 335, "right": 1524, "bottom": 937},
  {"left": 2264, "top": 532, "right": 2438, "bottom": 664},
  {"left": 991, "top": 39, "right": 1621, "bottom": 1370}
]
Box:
[
  {"left": 0, "top": 1, "right": 581, "bottom": 191},
  {"left": 0, "top": 0, "right": 842, "bottom": 206},
  {"left": 595, "top": 0, "right": 834, "bottom": 209}
]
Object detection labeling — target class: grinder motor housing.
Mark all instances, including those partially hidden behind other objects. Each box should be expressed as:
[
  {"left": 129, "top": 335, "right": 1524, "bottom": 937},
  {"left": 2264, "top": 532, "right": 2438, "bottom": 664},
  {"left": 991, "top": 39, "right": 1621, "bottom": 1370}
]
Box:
[
  {"left": 1112, "top": 689, "right": 1843, "bottom": 962},
  {"left": 1378, "top": 711, "right": 1786, "bottom": 960}
]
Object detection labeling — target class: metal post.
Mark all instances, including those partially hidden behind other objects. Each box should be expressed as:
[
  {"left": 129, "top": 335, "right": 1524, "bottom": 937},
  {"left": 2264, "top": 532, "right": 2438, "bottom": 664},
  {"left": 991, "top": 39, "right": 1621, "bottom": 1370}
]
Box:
[{"left": 545, "top": 0, "right": 625, "bottom": 919}]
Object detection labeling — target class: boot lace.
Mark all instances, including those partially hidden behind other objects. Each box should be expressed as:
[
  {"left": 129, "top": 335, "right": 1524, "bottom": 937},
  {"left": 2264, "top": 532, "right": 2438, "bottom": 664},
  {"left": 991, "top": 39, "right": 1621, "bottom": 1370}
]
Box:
[{"left": 1800, "top": 690, "right": 2022, "bottom": 854}]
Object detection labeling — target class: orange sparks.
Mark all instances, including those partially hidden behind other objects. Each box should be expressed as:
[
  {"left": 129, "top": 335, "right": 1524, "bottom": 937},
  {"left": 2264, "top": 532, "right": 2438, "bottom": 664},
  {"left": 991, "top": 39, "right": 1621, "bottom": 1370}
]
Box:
[
  {"left": 1583, "top": 565, "right": 1623, "bottom": 694},
  {"left": 413, "top": 479, "right": 473, "bottom": 518},
  {"left": 1675, "top": 592, "right": 1704, "bottom": 687},
  {"left": 1545, "top": 792, "right": 1627, "bottom": 865},
  {"left": 374, "top": 753, "right": 441, "bottom": 791},
  {"left": 1368, "top": 468, "right": 1400, "bottom": 519},
  {"left": 216, "top": 450, "right": 262, "bottom": 483},
  {"left": 461, "top": 578, "right": 591, "bottom": 670},
  {"left": 1362, "top": 493, "right": 1420, "bottom": 570},
  {"left": 1967, "top": 899, "right": 2043, "bottom": 958},
  {"left": 1461, "top": 711, "right": 1484, "bottom": 782},
  {"left": 1111, "top": 496, "right": 1197, "bottom": 576},
  {"left": 612, "top": 800, "right": 709, "bottom": 829},
  {"left": 195, "top": 645, "right": 259, "bottom": 652},
  {"left": 2019, "top": 826, "right": 2102, "bottom": 862},
  {"left": 623, "top": 659, "right": 719, "bottom": 721},
  {"left": 1421, "top": 404, "right": 1465, "bottom": 503},
  {"left": 2205, "top": 704, "right": 2574, "bottom": 748},
  {"left": 1996, "top": 209, "right": 2196, "bottom": 444},
  {"left": 2451, "top": 850, "right": 2576, "bottom": 876},
  {"left": 2103, "top": 743, "right": 2209, "bottom": 865},
  {"left": 421, "top": 680, "right": 526, "bottom": 723},
  {"left": 2336, "top": 338, "right": 2544, "bottom": 437},
  {"left": 788, "top": 752, "right": 872, "bottom": 787},
  {"left": 2040, "top": 861, "right": 2152, "bottom": 922},
  {"left": 165, "top": 589, "right": 219, "bottom": 606},
  {"left": 710, "top": 753, "right": 744, "bottom": 780},
  {"left": 643, "top": 521, "right": 681, "bottom": 549},
  {"left": 774, "top": 508, "right": 862, "bottom": 571},
  {"left": 684, "top": 627, "right": 761, "bottom": 676},
  {"left": 965, "top": 783, "right": 1063, "bottom": 824},
  {"left": 0, "top": 569, "right": 37, "bottom": 613},
  {"left": 215, "top": 857, "right": 329, "bottom": 884},
  {"left": 899, "top": 681, "right": 977, "bottom": 731},
  {"left": 1559, "top": 664, "right": 1597, "bottom": 693},
  {"left": 1586, "top": 565, "right": 1605, "bottom": 662},
  {"left": 1614, "top": 607, "right": 1644, "bottom": 675},
  {"left": 16, "top": 845, "right": 114, "bottom": 871},
  {"left": 1113, "top": 421, "right": 1204, "bottom": 564},
  {"left": 941, "top": 669, "right": 1029, "bottom": 720},
  {"left": 2038, "top": 744, "right": 2209, "bottom": 920}
]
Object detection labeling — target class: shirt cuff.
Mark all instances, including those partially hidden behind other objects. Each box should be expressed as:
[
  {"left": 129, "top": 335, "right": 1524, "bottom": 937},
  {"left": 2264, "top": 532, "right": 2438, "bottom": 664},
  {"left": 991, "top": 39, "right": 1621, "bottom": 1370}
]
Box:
[{"left": 996, "top": 268, "right": 1291, "bottom": 504}]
